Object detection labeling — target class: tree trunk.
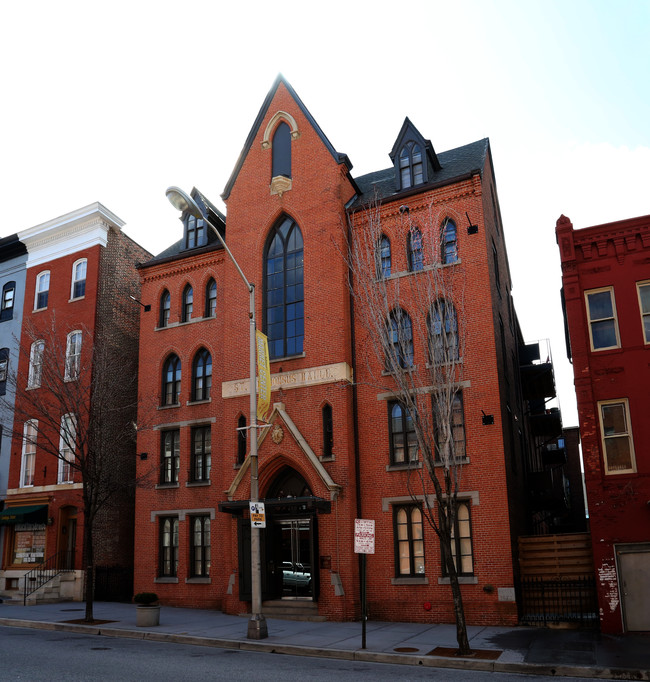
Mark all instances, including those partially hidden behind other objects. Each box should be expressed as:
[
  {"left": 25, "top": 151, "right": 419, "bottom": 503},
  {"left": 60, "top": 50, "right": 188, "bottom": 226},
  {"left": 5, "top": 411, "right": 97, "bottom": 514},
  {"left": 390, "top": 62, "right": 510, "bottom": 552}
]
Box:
[{"left": 447, "top": 554, "right": 472, "bottom": 656}]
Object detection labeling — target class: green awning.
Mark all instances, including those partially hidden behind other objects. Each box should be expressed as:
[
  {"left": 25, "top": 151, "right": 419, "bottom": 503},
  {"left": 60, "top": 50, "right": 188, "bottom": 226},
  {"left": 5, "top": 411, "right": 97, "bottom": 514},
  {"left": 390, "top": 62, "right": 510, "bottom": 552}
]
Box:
[{"left": 0, "top": 505, "right": 48, "bottom": 525}]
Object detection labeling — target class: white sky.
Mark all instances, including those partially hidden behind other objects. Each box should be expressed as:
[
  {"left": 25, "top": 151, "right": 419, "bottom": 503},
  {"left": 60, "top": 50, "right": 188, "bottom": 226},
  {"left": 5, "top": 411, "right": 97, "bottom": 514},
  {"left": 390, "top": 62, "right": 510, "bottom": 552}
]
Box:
[{"left": 2, "top": 0, "right": 649, "bottom": 426}]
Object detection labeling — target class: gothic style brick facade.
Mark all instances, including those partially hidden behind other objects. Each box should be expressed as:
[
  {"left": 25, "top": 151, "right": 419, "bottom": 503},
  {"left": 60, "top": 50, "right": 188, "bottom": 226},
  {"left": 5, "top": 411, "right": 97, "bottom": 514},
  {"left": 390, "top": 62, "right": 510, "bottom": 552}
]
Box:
[{"left": 133, "top": 77, "right": 531, "bottom": 625}]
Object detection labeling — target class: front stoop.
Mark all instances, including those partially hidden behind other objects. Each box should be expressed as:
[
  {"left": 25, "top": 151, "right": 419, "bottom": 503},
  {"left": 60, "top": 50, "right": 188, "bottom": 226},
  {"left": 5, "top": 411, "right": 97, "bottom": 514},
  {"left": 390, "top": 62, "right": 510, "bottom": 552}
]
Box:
[{"left": 261, "top": 599, "right": 326, "bottom": 622}]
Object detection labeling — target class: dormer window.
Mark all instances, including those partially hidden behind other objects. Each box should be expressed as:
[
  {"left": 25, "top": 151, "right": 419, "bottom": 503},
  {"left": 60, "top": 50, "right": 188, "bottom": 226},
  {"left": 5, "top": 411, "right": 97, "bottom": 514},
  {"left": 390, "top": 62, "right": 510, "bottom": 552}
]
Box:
[
  {"left": 399, "top": 142, "right": 424, "bottom": 189},
  {"left": 185, "top": 215, "right": 207, "bottom": 250}
]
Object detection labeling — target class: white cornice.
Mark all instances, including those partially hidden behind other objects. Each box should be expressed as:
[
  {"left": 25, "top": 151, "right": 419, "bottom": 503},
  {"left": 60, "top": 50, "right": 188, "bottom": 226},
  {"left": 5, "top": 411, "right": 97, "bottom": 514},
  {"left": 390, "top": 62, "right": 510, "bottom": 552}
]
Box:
[{"left": 18, "top": 202, "right": 125, "bottom": 268}]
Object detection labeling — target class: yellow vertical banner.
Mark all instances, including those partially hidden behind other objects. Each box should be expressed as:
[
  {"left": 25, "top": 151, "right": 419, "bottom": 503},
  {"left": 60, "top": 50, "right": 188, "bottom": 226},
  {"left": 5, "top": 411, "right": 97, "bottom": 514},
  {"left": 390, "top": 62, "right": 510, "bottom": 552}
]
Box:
[{"left": 256, "top": 330, "right": 271, "bottom": 422}]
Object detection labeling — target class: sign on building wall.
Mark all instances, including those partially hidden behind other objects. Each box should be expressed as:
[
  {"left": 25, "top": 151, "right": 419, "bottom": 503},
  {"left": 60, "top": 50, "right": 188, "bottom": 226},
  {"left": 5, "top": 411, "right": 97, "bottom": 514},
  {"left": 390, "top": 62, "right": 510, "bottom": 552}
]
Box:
[{"left": 354, "top": 519, "right": 375, "bottom": 554}]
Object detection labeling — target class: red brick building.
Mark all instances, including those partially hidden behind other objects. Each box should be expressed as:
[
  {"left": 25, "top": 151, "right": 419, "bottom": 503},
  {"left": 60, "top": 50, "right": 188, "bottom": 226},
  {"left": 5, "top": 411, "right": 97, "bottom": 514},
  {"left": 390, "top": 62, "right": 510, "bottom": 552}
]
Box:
[
  {"left": 557, "top": 213, "right": 650, "bottom": 633},
  {"left": 0, "top": 203, "right": 150, "bottom": 602},
  {"left": 133, "top": 77, "right": 534, "bottom": 625}
]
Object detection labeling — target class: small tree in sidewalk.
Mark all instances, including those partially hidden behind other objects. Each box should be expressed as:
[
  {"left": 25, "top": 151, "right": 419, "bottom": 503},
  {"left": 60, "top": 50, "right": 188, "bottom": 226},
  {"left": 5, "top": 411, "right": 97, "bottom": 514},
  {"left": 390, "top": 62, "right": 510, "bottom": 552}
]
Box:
[
  {"left": 2, "top": 317, "right": 151, "bottom": 622},
  {"left": 346, "top": 200, "right": 473, "bottom": 655}
]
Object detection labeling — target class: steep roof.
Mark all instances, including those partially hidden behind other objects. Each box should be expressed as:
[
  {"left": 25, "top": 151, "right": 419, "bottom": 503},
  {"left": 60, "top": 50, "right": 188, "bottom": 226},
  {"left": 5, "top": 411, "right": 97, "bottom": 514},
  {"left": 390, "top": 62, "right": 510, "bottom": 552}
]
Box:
[
  {"left": 221, "top": 75, "right": 354, "bottom": 201},
  {"left": 352, "top": 138, "right": 489, "bottom": 207}
]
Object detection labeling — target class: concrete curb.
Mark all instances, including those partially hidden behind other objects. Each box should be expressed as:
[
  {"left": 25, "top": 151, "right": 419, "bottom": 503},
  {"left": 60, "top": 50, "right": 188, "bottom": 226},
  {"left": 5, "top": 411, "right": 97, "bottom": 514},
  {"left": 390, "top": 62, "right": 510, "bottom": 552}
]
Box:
[{"left": 1, "top": 617, "right": 648, "bottom": 680}]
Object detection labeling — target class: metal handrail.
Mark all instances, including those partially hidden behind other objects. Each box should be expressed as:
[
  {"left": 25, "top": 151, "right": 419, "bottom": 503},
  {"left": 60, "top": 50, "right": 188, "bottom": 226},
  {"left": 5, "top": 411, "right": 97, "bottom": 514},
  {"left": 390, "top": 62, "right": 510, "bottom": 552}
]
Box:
[{"left": 23, "top": 550, "right": 75, "bottom": 605}]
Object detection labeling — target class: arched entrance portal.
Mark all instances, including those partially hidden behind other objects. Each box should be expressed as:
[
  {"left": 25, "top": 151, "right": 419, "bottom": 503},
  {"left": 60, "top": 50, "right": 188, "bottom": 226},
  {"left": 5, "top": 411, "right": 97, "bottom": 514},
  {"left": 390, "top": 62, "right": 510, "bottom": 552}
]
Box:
[{"left": 234, "top": 466, "right": 329, "bottom": 603}]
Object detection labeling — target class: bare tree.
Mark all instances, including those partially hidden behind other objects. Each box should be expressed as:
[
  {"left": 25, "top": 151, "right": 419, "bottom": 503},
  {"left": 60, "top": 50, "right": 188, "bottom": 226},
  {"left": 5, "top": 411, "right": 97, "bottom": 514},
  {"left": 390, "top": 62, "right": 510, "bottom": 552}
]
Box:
[
  {"left": 2, "top": 317, "right": 148, "bottom": 622},
  {"left": 346, "top": 200, "right": 472, "bottom": 655}
]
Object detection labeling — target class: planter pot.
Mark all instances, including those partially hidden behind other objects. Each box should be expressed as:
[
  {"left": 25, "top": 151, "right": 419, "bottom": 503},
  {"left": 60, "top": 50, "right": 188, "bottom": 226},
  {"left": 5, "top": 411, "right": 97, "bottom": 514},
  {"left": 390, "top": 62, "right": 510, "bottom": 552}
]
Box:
[{"left": 136, "top": 605, "right": 160, "bottom": 627}]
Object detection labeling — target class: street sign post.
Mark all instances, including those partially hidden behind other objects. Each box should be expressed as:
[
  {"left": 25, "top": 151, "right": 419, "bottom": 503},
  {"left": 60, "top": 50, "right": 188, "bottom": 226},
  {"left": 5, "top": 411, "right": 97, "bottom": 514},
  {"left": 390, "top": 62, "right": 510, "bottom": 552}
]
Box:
[
  {"left": 354, "top": 519, "right": 375, "bottom": 649},
  {"left": 249, "top": 502, "right": 266, "bottom": 529}
]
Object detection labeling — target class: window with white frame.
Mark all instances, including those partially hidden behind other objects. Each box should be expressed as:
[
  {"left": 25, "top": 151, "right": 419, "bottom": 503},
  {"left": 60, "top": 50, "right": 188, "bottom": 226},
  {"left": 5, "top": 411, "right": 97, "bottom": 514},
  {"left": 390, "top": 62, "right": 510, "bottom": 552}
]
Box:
[
  {"left": 637, "top": 281, "right": 650, "bottom": 344},
  {"left": 65, "top": 331, "right": 82, "bottom": 381},
  {"left": 71, "top": 259, "right": 87, "bottom": 299},
  {"left": 21, "top": 420, "right": 37, "bottom": 487},
  {"left": 598, "top": 399, "right": 636, "bottom": 474},
  {"left": 585, "top": 287, "right": 620, "bottom": 351},
  {"left": 58, "top": 414, "right": 76, "bottom": 483},
  {"left": 1, "top": 281, "right": 16, "bottom": 321},
  {"left": 35, "top": 271, "right": 50, "bottom": 310},
  {"left": 28, "top": 340, "right": 44, "bottom": 388}
]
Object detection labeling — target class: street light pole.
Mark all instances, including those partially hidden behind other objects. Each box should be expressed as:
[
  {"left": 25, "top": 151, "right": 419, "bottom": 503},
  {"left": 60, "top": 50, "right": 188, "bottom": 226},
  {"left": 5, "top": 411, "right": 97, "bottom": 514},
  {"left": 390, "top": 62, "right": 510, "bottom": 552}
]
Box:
[{"left": 165, "top": 186, "right": 268, "bottom": 640}]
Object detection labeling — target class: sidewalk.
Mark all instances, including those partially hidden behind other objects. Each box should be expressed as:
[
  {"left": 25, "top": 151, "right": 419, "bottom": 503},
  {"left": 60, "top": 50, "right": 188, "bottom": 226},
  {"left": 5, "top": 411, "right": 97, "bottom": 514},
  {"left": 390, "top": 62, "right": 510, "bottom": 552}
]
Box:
[{"left": 1, "top": 600, "right": 649, "bottom": 679}]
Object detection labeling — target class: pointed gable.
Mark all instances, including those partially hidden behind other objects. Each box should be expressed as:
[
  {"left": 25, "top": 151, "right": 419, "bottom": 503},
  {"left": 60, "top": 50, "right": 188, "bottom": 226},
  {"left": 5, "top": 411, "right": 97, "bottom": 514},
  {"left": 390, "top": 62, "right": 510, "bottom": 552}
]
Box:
[
  {"left": 221, "top": 74, "right": 357, "bottom": 200},
  {"left": 389, "top": 117, "right": 442, "bottom": 192}
]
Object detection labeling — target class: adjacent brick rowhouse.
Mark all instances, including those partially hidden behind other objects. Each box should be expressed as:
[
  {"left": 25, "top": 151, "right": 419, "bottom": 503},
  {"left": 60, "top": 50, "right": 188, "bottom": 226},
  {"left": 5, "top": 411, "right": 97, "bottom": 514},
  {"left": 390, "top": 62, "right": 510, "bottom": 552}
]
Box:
[
  {"left": 557, "top": 213, "right": 650, "bottom": 633},
  {"left": 1, "top": 204, "right": 150, "bottom": 600},
  {"left": 134, "top": 77, "right": 532, "bottom": 625}
]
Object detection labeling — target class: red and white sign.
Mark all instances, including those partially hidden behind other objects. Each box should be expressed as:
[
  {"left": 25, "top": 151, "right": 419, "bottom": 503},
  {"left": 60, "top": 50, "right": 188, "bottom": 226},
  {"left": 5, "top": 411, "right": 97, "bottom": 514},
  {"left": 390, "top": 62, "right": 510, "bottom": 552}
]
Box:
[{"left": 354, "top": 518, "right": 375, "bottom": 554}]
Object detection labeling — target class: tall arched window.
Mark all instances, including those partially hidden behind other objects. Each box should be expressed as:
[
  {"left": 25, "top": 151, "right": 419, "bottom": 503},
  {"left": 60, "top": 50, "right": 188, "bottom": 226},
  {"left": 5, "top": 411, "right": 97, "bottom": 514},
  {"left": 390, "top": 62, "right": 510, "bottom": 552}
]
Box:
[
  {"left": 441, "top": 219, "right": 458, "bottom": 264},
  {"left": 160, "top": 290, "right": 171, "bottom": 327},
  {"left": 264, "top": 216, "right": 304, "bottom": 359},
  {"left": 65, "top": 330, "right": 82, "bottom": 381},
  {"left": 399, "top": 142, "right": 424, "bottom": 189},
  {"left": 428, "top": 299, "right": 459, "bottom": 365},
  {"left": 407, "top": 228, "right": 423, "bottom": 272},
  {"left": 322, "top": 403, "right": 333, "bottom": 458},
  {"left": 162, "top": 354, "right": 181, "bottom": 405},
  {"left": 28, "top": 340, "right": 45, "bottom": 388},
  {"left": 35, "top": 271, "right": 50, "bottom": 310},
  {"left": 387, "top": 308, "right": 414, "bottom": 369},
  {"left": 378, "top": 235, "right": 391, "bottom": 278},
  {"left": 205, "top": 279, "right": 217, "bottom": 318},
  {"left": 192, "top": 348, "right": 212, "bottom": 401},
  {"left": 237, "top": 414, "right": 247, "bottom": 465},
  {"left": 272, "top": 121, "right": 291, "bottom": 178},
  {"left": 71, "top": 259, "right": 87, "bottom": 299},
  {"left": 182, "top": 284, "right": 193, "bottom": 322}
]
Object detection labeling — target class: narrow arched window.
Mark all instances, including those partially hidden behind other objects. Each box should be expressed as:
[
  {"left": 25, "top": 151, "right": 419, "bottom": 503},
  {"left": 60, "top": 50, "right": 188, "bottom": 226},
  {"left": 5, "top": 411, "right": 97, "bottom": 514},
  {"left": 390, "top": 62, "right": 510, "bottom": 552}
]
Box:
[
  {"left": 71, "top": 259, "right": 87, "bottom": 299},
  {"left": 28, "top": 340, "right": 45, "bottom": 388},
  {"left": 272, "top": 121, "right": 291, "bottom": 179},
  {"left": 322, "top": 403, "right": 333, "bottom": 458},
  {"left": 205, "top": 279, "right": 217, "bottom": 318},
  {"left": 399, "top": 142, "right": 424, "bottom": 190},
  {"left": 389, "top": 401, "right": 418, "bottom": 464},
  {"left": 378, "top": 235, "right": 391, "bottom": 278},
  {"left": 407, "top": 228, "right": 423, "bottom": 272},
  {"left": 192, "top": 348, "right": 212, "bottom": 401},
  {"left": 264, "top": 216, "right": 304, "bottom": 359},
  {"left": 182, "top": 284, "right": 193, "bottom": 322},
  {"left": 387, "top": 308, "right": 414, "bottom": 369},
  {"left": 237, "top": 414, "right": 247, "bottom": 465},
  {"left": 160, "top": 290, "right": 171, "bottom": 327},
  {"left": 35, "top": 271, "right": 50, "bottom": 310},
  {"left": 428, "top": 299, "right": 459, "bottom": 365},
  {"left": 162, "top": 354, "right": 181, "bottom": 405},
  {"left": 441, "top": 219, "right": 458, "bottom": 264},
  {"left": 65, "top": 330, "right": 82, "bottom": 381}
]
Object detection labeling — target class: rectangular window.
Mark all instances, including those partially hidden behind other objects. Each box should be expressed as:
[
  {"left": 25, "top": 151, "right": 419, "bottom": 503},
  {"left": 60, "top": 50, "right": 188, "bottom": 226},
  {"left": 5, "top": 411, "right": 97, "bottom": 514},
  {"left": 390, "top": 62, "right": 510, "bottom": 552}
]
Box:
[
  {"left": 637, "top": 281, "right": 650, "bottom": 344},
  {"left": 393, "top": 504, "right": 425, "bottom": 576},
  {"left": 65, "top": 331, "right": 82, "bottom": 381},
  {"left": 442, "top": 501, "right": 474, "bottom": 576},
  {"left": 21, "top": 420, "right": 37, "bottom": 487},
  {"left": 190, "top": 515, "right": 210, "bottom": 577},
  {"left": 388, "top": 401, "right": 418, "bottom": 464},
  {"left": 191, "top": 426, "right": 211, "bottom": 482},
  {"left": 35, "top": 272, "right": 50, "bottom": 310},
  {"left": 28, "top": 340, "right": 44, "bottom": 389},
  {"left": 58, "top": 414, "right": 76, "bottom": 483},
  {"left": 434, "top": 391, "right": 466, "bottom": 462},
  {"left": 585, "top": 287, "right": 620, "bottom": 350},
  {"left": 159, "top": 516, "right": 179, "bottom": 577},
  {"left": 161, "top": 430, "right": 180, "bottom": 484},
  {"left": 598, "top": 399, "right": 636, "bottom": 474},
  {"left": 1, "top": 282, "right": 15, "bottom": 321}
]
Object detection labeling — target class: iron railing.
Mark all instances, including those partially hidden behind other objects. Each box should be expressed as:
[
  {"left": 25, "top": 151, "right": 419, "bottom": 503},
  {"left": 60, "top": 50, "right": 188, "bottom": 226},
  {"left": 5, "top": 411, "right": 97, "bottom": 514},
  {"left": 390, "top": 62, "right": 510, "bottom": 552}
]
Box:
[
  {"left": 23, "top": 550, "right": 75, "bottom": 605},
  {"left": 518, "top": 576, "right": 598, "bottom": 627}
]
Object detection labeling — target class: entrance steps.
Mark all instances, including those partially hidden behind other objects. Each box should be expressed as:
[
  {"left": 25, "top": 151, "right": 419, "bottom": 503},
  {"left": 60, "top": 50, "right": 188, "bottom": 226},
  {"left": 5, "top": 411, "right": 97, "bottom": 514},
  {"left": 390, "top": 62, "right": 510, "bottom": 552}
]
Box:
[
  {"left": 0, "top": 572, "right": 76, "bottom": 605},
  {"left": 261, "top": 599, "right": 326, "bottom": 622}
]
